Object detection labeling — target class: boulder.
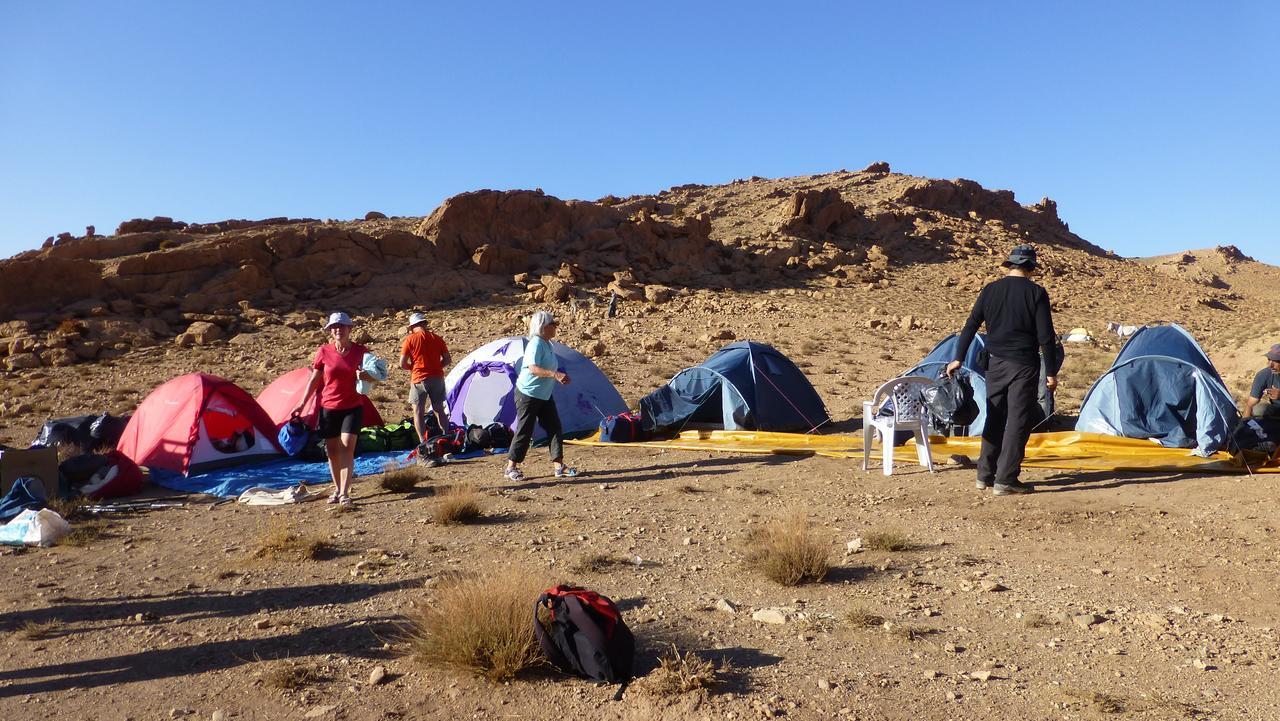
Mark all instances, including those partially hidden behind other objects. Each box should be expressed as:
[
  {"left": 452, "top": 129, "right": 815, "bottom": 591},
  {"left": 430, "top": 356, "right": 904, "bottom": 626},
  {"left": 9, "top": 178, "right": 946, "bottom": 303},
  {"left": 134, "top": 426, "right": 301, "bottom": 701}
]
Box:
[
  {"left": 606, "top": 281, "right": 644, "bottom": 302},
  {"left": 644, "top": 285, "right": 674, "bottom": 304},
  {"left": 364, "top": 211, "right": 388, "bottom": 220},
  {"left": 5, "top": 352, "right": 41, "bottom": 370},
  {"left": 178, "top": 321, "right": 225, "bottom": 346}
]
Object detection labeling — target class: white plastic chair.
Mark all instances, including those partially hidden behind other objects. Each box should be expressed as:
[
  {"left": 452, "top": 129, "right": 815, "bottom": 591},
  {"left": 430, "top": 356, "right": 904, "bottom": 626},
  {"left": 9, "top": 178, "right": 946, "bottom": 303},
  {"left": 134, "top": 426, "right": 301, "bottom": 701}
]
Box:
[{"left": 863, "top": 376, "right": 936, "bottom": 475}]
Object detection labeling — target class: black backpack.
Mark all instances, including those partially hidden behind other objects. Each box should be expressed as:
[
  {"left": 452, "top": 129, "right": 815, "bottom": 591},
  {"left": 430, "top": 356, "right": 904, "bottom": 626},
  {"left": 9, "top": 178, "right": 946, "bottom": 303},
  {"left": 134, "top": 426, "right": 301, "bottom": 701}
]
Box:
[
  {"left": 921, "top": 373, "right": 979, "bottom": 430},
  {"left": 534, "top": 585, "right": 634, "bottom": 699},
  {"left": 483, "top": 422, "right": 513, "bottom": 449},
  {"left": 463, "top": 424, "right": 492, "bottom": 453}
]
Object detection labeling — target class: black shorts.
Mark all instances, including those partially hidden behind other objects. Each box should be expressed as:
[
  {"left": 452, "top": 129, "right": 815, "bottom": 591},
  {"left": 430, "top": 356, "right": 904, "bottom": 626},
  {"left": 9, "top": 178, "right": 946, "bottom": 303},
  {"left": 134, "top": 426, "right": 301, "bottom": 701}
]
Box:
[{"left": 318, "top": 405, "right": 363, "bottom": 439}]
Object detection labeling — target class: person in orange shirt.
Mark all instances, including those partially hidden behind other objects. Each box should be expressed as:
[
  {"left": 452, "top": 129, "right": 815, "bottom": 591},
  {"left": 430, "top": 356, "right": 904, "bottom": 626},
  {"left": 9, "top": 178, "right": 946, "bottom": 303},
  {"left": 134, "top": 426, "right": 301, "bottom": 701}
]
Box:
[{"left": 400, "top": 312, "right": 452, "bottom": 442}]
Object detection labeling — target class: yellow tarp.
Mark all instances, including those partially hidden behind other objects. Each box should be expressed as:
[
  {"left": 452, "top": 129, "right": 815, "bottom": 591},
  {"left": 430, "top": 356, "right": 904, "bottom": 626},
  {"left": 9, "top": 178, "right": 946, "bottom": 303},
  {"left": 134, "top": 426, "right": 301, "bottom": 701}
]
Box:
[{"left": 569, "top": 429, "right": 1280, "bottom": 474}]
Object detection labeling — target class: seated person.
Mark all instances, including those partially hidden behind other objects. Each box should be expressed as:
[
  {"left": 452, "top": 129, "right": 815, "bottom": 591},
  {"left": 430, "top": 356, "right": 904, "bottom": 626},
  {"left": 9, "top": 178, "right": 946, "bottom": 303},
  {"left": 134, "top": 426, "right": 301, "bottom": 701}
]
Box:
[{"left": 1242, "top": 344, "right": 1280, "bottom": 419}]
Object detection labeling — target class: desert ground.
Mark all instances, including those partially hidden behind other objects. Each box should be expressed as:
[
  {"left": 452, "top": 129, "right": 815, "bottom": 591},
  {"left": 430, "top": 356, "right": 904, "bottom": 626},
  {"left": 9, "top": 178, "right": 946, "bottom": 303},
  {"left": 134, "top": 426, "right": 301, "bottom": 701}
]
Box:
[{"left": 2, "top": 169, "right": 1279, "bottom": 720}]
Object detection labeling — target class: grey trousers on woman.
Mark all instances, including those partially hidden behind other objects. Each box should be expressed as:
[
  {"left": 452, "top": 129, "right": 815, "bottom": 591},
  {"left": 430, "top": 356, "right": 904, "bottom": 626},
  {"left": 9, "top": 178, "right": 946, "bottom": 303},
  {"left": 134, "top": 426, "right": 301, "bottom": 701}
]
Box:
[{"left": 507, "top": 390, "right": 564, "bottom": 464}]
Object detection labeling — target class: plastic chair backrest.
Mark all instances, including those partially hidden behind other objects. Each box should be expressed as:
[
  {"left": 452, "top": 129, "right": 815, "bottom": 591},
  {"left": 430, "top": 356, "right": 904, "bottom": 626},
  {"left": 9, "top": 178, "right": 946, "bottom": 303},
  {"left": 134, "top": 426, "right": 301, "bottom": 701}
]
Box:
[{"left": 869, "top": 376, "right": 934, "bottom": 424}]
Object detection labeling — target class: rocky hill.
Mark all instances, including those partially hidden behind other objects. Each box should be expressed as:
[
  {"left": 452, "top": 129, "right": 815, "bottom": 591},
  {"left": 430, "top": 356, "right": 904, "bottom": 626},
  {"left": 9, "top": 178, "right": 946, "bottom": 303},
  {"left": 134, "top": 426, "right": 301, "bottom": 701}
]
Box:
[{"left": 2, "top": 164, "right": 1278, "bottom": 438}]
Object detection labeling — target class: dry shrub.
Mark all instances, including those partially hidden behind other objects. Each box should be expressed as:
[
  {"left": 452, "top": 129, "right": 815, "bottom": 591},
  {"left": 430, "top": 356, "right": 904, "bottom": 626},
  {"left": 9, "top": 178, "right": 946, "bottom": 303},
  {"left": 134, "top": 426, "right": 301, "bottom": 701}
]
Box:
[
  {"left": 644, "top": 644, "right": 721, "bottom": 696},
  {"left": 1064, "top": 688, "right": 1127, "bottom": 714},
  {"left": 15, "top": 620, "right": 61, "bottom": 640},
  {"left": 745, "top": 511, "right": 831, "bottom": 586},
  {"left": 379, "top": 462, "right": 424, "bottom": 493},
  {"left": 1021, "top": 612, "right": 1053, "bottom": 628},
  {"left": 844, "top": 607, "right": 885, "bottom": 629},
  {"left": 799, "top": 340, "right": 821, "bottom": 355},
  {"left": 884, "top": 623, "right": 933, "bottom": 642},
  {"left": 676, "top": 484, "right": 705, "bottom": 494},
  {"left": 571, "top": 552, "right": 626, "bottom": 574},
  {"left": 406, "top": 568, "right": 547, "bottom": 680},
  {"left": 262, "top": 661, "right": 325, "bottom": 689},
  {"left": 433, "top": 484, "right": 483, "bottom": 525},
  {"left": 860, "top": 529, "right": 915, "bottom": 552},
  {"left": 58, "top": 519, "right": 109, "bottom": 547},
  {"left": 251, "top": 520, "right": 329, "bottom": 561},
  {"left": 55, "top": 318, "right": 85, "bottom": 335},
  {"left": 48, "top": 495, "right": 90, "bottom": 521}
]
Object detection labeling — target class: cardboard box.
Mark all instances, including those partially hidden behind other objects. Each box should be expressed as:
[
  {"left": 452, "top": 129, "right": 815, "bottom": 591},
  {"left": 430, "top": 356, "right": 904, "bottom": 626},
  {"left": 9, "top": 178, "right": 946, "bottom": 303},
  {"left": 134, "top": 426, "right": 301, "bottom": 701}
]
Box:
[{"left": 0, "top": 447, "right": 59, "bottom": 496}]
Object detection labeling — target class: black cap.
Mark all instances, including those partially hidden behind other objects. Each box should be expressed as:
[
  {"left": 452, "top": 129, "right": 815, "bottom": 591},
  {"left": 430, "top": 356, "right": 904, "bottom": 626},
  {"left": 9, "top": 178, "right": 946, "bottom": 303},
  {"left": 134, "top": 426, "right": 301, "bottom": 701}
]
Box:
[{"left": 1002, "top": 244, "right": 1038, "bottom": 268}]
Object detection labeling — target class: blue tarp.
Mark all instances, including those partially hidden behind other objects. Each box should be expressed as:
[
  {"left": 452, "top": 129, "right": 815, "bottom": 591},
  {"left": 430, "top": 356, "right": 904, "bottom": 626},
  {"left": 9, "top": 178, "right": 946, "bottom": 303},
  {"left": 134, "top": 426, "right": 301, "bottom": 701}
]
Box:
[
  {"left": 1076, "top": 324, "right": 1238, "bottom": 455},
  {"left": 641, "top": 341, "right": 828, "bottom": 433},
  {"left": 149, "top": 451, "right": 411, "bottom": 498},
  {"left": 0, "top": 478, "right": 47, "bottom": 523}
]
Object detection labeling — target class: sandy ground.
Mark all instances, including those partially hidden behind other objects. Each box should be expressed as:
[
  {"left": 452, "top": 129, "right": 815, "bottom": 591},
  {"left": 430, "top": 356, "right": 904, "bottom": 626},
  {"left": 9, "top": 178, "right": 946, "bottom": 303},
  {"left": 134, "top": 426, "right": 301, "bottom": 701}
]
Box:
[{"left": 2, "top": 439, "right": 1278, "bottom": 720}]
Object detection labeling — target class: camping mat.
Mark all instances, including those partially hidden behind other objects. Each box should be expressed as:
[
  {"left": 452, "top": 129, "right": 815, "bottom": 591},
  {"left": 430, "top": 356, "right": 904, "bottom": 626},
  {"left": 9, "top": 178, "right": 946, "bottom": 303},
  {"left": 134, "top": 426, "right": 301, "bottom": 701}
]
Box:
[
  {"left": 148, "top": 451, "right": 412, "bottom": 498},
  {"left": 571, "top": 430, "right": 1280, "bottom": 474}
]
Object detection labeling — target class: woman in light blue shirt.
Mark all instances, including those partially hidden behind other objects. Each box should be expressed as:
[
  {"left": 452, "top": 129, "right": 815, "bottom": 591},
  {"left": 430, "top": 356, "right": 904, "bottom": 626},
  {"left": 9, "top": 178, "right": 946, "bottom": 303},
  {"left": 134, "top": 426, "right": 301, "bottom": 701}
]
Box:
[{"left": 504, "top": 311, "right": 579, "bottom": 482}]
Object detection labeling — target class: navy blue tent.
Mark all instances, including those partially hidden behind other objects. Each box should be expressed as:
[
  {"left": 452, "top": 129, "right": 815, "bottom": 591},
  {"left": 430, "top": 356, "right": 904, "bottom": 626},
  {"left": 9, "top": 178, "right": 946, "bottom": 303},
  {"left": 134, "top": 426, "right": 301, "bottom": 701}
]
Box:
[
  {"left": 641, "top": 341, "right": 828, "bottom": 433},
  {"left": 1076, "top": 324, "right": 1238, "bottom": 455}
]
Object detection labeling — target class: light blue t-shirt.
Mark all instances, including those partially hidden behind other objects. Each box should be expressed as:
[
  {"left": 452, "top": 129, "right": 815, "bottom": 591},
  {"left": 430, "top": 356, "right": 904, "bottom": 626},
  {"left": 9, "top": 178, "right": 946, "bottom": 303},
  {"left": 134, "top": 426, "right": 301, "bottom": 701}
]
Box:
[{"left": 515, "top": 335, "right": 557, "bottom": 400}]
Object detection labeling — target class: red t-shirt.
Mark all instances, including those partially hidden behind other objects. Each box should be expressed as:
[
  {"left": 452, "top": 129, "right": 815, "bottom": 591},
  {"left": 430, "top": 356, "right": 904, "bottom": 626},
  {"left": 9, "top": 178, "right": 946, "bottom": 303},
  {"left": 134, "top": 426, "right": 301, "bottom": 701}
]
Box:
[
  {"left": 400, "top": 330, "right": 449, "bottom": 383},
  {"left": 312, "top": 342, "right": 368, "bottom": 410}
]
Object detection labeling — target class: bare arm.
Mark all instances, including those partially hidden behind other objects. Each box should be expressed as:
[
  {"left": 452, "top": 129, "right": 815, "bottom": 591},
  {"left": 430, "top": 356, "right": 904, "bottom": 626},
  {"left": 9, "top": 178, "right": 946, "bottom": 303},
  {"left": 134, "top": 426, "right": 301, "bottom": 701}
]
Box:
[
  {"left": 293, "top": 368, "right": 323, "bottom": 414},
  {"left": 528, "top": 364, "right": 570, "bottom": 383},
  {"left": 1243, "top": 396, "right": 1260, "bottom": 417},
  {"left": 400, "top": 353, "right": 413, "bottom": 371}
]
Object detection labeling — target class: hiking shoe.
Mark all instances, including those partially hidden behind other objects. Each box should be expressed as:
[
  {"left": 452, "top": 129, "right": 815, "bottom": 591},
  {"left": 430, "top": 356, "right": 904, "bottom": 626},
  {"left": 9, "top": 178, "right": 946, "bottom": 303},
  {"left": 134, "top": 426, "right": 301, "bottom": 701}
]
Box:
[
  {"left": 505, "top": 467, "right": 525, "bottom": 482},
  {"left": 992, "top": 482, "right": 1034, "bottom": 496},
  {"left": 554, "top": 466, "right": 580, "bottom": 478},
  {"left": 975, "top": 478, "right": 992, "bottom": 490}
]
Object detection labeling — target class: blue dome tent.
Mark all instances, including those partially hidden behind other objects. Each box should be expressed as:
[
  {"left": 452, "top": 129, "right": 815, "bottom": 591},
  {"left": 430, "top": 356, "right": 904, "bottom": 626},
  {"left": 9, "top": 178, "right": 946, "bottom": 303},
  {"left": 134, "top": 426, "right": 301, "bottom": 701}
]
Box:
[
  {"left": 640, "top": 341, "right": 828, "bottom": 433},
  {"left": 444, "top": 337, "right": 627, "bottom": 439},
  {"left": 1075, "top": 324, "right": 1238, "bottom": 455}
]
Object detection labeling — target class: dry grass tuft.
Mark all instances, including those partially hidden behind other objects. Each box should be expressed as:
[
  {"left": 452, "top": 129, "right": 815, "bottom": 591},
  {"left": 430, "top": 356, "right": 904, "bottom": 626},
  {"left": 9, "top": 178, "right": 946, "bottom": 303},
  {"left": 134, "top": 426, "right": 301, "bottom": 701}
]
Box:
[
  {"left": 860, "top": 528, "right": 916, "bottom": 552},
  {"left": 799, "top": 340, "right": 821, "bottom": 355},
  {"left": 58, "top": 519, "right": 110, "bottom": 547},
  {"left": 745, "top": 511, "right": 831, "bottom": 586},
  {"left": 571, "top": 552, "right": 627, "bottom": 574},
  {"left": 15, "top": 620, "right": 61, "bottom": 640},
  {"left": 1064, "top": 688, "right": 1128, "bottom": 714},
  {"left": 885, "top": 623, "right": 933, "bottom": 642},
  {"left": 406, "top": 568, "right": 547, "bottom": 680},
  {"left": 644, "top": 644, "right": 722, "bottom": 696},
  {"left": 433, "top": 484, "right": 483, "bottom": 525},
  {"left": 251, "top": 520, "right": 330, "bottom": 561},
  {"left": 676, "top": 484, "right": 705, "bottom": 494},
  {"left": 262, "top": 661, "right": 326, "bottom": 690},
  {"left": 1022, "top": 612, "right": 1054, "bottom": 628},
  {"left": 844, "top": 607, "right": 886, "bottom": 629},
  {"left": 379, "top": 462, "right": 425, "bottom": 492},
  {"left": 48, "top": 495, "right": 91, "bottom": 521}
]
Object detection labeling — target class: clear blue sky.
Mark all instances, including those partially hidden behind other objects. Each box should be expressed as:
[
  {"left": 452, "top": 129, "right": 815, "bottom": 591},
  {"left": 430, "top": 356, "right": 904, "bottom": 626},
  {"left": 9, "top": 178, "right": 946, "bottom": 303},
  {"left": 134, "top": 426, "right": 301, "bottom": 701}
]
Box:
[{"left": 2, "top": 2, "right": 1277, "bottom": 262}]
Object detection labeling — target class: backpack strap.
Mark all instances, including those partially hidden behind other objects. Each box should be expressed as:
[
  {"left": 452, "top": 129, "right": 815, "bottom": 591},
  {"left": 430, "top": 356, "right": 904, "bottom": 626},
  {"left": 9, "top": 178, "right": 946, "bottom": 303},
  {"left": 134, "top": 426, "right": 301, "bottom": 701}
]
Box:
[{"left": 533, "top": 592, "right": 574, "bottom": 674}]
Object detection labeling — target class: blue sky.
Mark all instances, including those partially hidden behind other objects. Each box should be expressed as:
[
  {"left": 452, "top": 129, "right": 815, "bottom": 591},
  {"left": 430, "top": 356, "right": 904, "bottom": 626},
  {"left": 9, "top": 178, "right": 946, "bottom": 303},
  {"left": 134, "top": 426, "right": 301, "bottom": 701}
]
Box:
[{"left": 2, "top": 2, "right": 1277, "bottom": 262}]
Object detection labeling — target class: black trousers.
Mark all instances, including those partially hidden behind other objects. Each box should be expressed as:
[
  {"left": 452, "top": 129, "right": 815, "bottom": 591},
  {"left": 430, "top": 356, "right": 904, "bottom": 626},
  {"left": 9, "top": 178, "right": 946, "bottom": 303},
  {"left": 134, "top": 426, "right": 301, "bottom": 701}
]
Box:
[
  {"left": 507, "top": 390, "right": 564, "bottom": 464},
  {"left": 980, "top": 355, "right": 1040, "bottom": 486}
]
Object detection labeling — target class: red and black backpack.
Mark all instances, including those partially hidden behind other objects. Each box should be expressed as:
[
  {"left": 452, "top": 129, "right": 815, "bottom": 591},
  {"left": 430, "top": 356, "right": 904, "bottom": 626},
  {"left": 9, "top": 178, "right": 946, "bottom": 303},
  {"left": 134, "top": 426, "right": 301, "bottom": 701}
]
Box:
[{"left": 534, "top": 585, "right": 634, "bottom": 699}]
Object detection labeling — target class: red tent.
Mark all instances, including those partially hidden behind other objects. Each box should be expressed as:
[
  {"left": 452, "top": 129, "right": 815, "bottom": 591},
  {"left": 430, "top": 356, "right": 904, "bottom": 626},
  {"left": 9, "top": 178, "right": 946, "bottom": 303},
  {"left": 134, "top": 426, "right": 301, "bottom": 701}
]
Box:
[
  {"left": 116, "top": 373, "right": 284, "bottom": 475},
  {"left": 256, "top": 367, "right": 384, "bottom": 430}
]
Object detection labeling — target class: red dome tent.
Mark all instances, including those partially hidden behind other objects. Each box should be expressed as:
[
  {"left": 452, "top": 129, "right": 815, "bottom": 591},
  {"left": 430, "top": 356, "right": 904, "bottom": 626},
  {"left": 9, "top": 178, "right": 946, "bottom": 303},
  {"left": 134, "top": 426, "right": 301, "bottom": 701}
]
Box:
[
  {"left": 256, "top": 367, "right": 384, "bottom": 430},
  {"left": 116, "top": 373, "right": 284, "bottom": 475}
]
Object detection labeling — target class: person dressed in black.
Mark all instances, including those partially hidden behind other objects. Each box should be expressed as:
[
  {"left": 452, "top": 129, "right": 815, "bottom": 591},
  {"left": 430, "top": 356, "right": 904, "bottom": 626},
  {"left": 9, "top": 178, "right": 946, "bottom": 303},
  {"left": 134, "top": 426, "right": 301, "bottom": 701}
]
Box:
[{"left": 946, "top": 244, "right": 1060, "bottom": 495}]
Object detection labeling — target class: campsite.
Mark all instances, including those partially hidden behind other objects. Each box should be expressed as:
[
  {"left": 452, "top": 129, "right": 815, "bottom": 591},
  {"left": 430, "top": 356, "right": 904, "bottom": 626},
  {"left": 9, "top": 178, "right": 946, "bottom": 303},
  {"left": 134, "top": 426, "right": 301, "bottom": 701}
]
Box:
[{"left": 1, "top": 168, "right": 1279, "bottom": 720}]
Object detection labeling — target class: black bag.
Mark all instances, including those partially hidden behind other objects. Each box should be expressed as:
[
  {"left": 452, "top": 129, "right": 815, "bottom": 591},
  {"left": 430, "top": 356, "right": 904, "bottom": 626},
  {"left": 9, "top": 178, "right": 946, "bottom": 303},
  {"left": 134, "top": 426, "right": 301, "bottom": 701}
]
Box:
[
  {"left": 534, "top": 585, "right": 634, "bottom": 699},
  {"left": 483, "top": 422, "right": 513, "bottom": 449},
  {"left": 463, "top": 424, "right": 492, "bottom": 453},
  {"left": 922, "top": 373, "right": 979, "bottom": 429}
]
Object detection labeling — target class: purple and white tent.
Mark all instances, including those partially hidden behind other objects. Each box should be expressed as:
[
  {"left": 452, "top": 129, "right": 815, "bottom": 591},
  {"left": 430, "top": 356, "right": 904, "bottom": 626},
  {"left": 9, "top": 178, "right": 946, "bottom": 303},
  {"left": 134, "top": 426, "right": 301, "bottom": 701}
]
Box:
[{"left": 444, "top": 336, "right": 628, "bottom": 439}]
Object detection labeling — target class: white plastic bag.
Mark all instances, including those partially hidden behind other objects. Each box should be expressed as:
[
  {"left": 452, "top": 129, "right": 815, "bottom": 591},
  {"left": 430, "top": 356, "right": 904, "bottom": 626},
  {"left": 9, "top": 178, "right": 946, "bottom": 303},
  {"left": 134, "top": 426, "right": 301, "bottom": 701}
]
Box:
[
  {"left": 0, "top": 508, "right": 71, "bottom": 547},
  {"left": 356, "top": 352, "right": 389, "bottom": 395}
]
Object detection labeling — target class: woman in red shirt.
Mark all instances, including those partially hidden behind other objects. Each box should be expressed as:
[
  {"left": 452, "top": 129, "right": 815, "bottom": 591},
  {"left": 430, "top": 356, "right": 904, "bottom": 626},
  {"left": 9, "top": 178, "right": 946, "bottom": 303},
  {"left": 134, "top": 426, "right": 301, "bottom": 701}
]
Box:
[{"left": 292, "top": 312, "right": 371, "bottom": 506}]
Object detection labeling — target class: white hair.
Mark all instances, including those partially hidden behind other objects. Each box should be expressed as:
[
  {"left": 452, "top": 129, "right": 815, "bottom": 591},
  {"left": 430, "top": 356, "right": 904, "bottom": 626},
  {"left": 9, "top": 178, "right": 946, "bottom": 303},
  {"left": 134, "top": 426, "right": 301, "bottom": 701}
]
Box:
[{"left": 528, "top": 310, "right": 556, "bottom": 337}]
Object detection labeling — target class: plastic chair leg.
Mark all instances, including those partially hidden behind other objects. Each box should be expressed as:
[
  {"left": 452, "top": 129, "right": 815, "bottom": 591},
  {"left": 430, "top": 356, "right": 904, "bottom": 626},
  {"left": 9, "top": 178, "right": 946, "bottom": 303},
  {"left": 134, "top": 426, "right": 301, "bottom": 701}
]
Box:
[
  {"left": 881, "top": 424, "right": 894, "bottom": 476},
  {"left": 862, "top": 407, "right": 872, "bottom": 471},
  {"left": 914, "top": 426, "right": 934, "bottom": 472}
]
